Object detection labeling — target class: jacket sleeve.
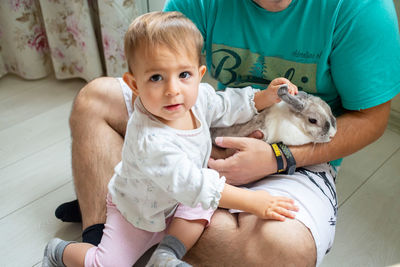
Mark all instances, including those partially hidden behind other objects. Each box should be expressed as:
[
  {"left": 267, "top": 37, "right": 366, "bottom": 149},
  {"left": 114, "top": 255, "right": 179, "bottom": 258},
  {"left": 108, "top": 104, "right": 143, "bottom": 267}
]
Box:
[
  {"left": 198, "top": 83, "right": 258, "bottom": 128},
  {"left": 133, "top": 132, "right": 226, "bottom": 210}
]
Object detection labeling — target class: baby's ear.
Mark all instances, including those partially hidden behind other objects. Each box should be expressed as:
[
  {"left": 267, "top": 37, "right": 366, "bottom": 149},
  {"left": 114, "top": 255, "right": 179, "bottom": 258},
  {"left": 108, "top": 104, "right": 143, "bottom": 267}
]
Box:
[
  {"left": 123, "top": 72, "right": 139, "bottom": 96},
  {"left": 199, "top": 65, "right": 207, "bottom": 79}
]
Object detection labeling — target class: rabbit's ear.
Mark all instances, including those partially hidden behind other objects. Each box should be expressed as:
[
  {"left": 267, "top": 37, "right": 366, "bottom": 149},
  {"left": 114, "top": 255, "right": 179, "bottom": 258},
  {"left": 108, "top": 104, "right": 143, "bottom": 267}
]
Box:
[{"left": 277, "top": 85, "right": 306, "bottom": 112}]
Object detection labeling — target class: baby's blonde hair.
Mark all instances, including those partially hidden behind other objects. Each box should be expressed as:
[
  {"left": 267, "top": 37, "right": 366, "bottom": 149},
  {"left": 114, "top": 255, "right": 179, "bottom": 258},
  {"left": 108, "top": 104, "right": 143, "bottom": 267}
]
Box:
[{"left": 124, "top": 11, "right": 204, "bottom": 73}]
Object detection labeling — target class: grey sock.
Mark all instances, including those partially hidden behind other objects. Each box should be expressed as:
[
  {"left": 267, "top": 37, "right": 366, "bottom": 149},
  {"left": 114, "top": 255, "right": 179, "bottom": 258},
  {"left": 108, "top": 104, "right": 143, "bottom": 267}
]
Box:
[
  {"left": 42, "top": 238, "right": 75, "bottom": 267},
  {"left": 146, "top": 235, "right": 192, "bottom": 267},
  {"left": 158, "top": 235, "right": 187, "bottom": 259}
]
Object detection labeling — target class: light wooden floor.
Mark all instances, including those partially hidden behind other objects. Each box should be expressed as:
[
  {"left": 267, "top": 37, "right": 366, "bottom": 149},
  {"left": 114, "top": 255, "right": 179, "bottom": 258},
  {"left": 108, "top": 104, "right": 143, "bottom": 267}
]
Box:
[{"left": 0, "top": 73, "right": 399, "bottom": 267}]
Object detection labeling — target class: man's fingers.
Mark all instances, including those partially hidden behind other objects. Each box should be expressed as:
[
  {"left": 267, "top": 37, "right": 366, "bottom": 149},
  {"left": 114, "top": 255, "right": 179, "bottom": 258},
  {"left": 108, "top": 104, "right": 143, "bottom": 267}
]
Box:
[
  {"left": 208, "top": 157, "right": 230, "bottom": 172},
  {"left": 208, "top": 154, "right": 245, "bottom": 186},
  {"left": 247, "top": 130, "right": 264, "bottom": 139},
  {"left": 214, "top": 136, "right": 249, "bottom": 150},
  {"left": 211, "top": 145, "right": 227, "bottom": 159}
]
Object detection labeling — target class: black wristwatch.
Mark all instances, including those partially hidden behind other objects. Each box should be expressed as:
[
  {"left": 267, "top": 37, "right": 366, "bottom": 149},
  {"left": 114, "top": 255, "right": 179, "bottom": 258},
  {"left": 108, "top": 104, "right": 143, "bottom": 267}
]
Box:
[{"left": 276, "top": 142, "right": 296, "bottom": 175}]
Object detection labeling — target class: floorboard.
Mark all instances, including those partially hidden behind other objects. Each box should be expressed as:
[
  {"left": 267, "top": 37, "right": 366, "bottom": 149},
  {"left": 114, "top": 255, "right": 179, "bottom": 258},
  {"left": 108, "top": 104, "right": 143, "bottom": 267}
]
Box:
[
  {"left": 0, "top": 103, "right": 72, "bottom": 169},
  {"left": 0, "top": 182, "right": 81, "bottom": 267},
  {"left": 0, "top": 139, "right": 72, "bottom": 219},
  {"left": 323, "top": 148, "right": 400, "bottom": 267}
]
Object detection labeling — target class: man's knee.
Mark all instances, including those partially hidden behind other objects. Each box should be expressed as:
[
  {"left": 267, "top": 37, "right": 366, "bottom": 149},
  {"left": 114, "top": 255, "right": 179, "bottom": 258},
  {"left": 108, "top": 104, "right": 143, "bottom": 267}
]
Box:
[
  {"left": 184, "top": 210, "right": 239, "bottom": 265},
  {"left": 69, "top": 77, "right": 127, "bottom": 136},
  {"left": 70, "top": 78, "right": 112, "bottom": 122},
  {"left": 244, "top": 216, "right": 317, "bottom": 266}
]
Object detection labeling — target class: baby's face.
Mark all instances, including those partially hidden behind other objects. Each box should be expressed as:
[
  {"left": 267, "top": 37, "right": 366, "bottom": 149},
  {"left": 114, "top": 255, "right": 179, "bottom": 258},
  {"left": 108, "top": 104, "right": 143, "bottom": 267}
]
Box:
[{"left": 129, "top": 44, "right": 206, "bottom": 129}]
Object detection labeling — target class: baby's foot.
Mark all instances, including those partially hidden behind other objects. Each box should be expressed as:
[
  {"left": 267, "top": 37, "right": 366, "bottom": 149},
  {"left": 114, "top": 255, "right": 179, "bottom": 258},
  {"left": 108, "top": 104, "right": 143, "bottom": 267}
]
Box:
[
  {"left": 42, "top": 238, "right": 74, "bottom": 267},
  {"left": 146, "top": 249, "right": 192, "bottom": 267}
]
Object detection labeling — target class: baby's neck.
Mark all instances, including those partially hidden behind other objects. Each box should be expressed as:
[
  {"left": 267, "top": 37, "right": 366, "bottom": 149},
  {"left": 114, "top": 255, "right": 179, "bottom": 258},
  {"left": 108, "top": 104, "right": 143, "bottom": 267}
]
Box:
[{"left": 164, "top": 110, "right": 199, "bottom": 130}]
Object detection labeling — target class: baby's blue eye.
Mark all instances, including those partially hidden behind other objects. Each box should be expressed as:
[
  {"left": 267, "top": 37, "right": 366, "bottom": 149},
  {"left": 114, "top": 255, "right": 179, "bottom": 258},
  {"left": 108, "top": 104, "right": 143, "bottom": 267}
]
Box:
[
  {"left": 179, "top": 72, "right": 191, "bottom": 79},
  {"left": 150, "top": 74, "right": 162, "bottom": 82}
]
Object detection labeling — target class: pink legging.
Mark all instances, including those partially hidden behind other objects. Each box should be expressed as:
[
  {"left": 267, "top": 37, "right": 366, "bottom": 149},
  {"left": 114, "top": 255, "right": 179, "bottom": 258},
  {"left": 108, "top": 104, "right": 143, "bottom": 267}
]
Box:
[{"left": 84, "top": 194, "right": 214, "bottom": 267}]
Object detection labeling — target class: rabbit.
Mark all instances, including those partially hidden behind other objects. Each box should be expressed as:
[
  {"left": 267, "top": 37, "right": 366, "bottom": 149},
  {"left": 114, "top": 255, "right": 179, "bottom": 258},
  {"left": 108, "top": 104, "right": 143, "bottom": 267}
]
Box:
[{"left": 211, "top": 85, "right": 337, "bottom": 146}]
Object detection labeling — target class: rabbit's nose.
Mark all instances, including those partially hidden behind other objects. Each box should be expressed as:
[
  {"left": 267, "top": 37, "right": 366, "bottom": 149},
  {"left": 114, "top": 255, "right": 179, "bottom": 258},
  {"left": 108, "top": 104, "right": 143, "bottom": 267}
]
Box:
[{"left": 328, "top": 128, "right": 337, "bottom": 139}]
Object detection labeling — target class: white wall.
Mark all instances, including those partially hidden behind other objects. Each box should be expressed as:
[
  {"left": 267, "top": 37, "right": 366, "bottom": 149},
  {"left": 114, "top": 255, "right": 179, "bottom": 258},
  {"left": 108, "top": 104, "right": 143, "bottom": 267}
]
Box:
[{"left": 148, "top": 0, "right": 166, "bottom": 12}]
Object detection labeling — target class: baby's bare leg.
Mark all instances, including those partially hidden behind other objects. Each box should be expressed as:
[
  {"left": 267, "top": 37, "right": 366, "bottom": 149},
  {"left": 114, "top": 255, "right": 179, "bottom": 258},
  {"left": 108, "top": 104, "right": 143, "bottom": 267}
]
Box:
[
  {"left": 168, "top": 218, "right": 207, "bottom": 250},
  {"left": 147, "top": 218, "right": 207, "bottom": 267},
  {"left": 42, "top": 238, "right": 93, "bottom": 267},
  {"left": 63, "top": 242, "right": 94, "bottom": 267}
]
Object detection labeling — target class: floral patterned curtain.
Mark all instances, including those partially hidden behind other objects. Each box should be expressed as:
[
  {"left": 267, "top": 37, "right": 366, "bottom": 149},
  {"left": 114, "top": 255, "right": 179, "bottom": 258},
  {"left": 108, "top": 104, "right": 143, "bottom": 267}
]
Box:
[{"left": 0, "top": 0, "right": 146, "bottom": 82}]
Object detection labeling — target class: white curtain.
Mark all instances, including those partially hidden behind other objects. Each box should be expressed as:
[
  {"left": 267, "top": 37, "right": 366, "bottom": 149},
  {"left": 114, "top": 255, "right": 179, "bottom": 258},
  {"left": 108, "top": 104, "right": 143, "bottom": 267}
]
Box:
[{"left": 0, "top": 0, "right": 147, "bottom": 82}]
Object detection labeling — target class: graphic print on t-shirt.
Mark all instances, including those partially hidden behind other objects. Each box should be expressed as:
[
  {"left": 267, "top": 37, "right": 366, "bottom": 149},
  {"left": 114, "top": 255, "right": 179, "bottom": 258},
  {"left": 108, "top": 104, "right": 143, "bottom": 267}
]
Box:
[{"left": 211, "top": 44, "right": 317, "bottom": 93}]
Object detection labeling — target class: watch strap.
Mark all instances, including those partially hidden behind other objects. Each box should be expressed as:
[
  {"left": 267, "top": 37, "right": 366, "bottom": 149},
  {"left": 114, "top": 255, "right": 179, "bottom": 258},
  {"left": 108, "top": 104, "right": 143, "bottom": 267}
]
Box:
[
  {"left": 277, "top": 142, "right": 296, "bottom": 175},
  {"left": 270, "top": 143, "right": 285, "bottom": 173}
]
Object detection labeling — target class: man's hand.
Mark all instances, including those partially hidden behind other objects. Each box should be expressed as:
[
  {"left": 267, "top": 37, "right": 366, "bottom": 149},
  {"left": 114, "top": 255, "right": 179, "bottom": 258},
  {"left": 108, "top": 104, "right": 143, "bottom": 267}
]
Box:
[
  {"left": 208, "top": 136, "right": 277, "bottom": 185},
  {"left": 210, "top": 130, "right": 264, "bottom": 160}
]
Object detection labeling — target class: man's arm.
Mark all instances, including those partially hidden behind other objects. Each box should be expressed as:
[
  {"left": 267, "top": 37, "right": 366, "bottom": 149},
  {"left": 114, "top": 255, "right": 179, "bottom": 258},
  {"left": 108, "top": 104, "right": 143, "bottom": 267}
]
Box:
[
  {"left": 292, "top": 100, "right": 391, "bottom": 167},
  {"left": 208, "top": 101, "right": 391, "bottom": 185}
]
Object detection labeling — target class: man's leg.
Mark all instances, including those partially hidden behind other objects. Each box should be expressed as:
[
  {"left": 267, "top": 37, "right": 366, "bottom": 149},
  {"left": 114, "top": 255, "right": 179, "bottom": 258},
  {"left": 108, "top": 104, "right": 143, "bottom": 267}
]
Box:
[
  {"left": 184, "top": 209, "right": 316, "bottom": 267},
  {"left": 69, "top": 77, "right": 129, "bottom": 234},
  {"left": 185, "top": 164, "right": 338, "bottom": 266}
]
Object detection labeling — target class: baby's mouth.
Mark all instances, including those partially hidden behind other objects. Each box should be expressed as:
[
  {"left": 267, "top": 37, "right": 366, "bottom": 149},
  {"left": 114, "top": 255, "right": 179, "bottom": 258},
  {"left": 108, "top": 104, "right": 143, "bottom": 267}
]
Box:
[{"left": 164, "top": 103, "right": 182, "bottom": 111}]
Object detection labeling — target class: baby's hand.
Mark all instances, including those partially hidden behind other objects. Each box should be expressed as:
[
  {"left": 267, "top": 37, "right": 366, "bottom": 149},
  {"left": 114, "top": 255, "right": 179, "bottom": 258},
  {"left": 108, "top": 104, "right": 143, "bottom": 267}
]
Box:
[
  {"left": 251, "top": 190, "right": 299, "bottom": 221},
  {"left": 266, "top": 77, "right": 298, "bottom": 104}
]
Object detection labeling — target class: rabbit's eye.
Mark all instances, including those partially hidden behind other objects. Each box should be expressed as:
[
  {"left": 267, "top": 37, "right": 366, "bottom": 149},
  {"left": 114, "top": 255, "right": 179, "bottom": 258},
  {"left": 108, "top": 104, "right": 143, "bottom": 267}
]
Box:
[{"left": 308, "top": 118, "right": 317, "bottom": 124}]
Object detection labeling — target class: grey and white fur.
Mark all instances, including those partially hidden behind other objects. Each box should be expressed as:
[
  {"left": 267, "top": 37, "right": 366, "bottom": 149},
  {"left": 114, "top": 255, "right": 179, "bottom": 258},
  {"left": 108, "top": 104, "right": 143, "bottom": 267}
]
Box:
[{"left": 211, "top": 85, "right": 337, "bottom": 146}]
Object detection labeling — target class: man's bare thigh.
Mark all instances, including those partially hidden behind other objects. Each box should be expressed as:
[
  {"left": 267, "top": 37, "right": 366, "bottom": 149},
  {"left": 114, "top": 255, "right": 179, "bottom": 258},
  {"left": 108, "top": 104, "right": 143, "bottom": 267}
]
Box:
[{"left": 185, "top": 209, "right": 316, "bottom": 266}]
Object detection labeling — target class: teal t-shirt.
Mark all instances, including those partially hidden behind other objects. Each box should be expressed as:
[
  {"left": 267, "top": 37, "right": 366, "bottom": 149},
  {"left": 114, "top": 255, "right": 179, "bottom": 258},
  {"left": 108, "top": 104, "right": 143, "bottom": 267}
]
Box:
[{"left": 165, "top": 0, "right": 400, "bottom": 165}]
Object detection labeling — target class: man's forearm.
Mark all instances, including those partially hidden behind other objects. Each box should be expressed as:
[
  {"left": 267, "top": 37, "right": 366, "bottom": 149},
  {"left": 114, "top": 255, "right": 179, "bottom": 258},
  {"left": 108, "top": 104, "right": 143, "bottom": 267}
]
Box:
[
  {"left": 207, "top": 101, "right": 392, "bottom": 185},
  {"left": 291, "top": 101, "right": 391, "bottom": 167}
]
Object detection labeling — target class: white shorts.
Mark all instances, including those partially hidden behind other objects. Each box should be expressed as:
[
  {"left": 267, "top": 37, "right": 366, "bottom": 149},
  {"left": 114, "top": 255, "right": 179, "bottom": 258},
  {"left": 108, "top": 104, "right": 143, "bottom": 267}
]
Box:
[
  {"left": 231, "top": 164, "right": 338, "bottom": 266},
  {"left": 117, "top": 78, "right": 337, "bottom": 266}
]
